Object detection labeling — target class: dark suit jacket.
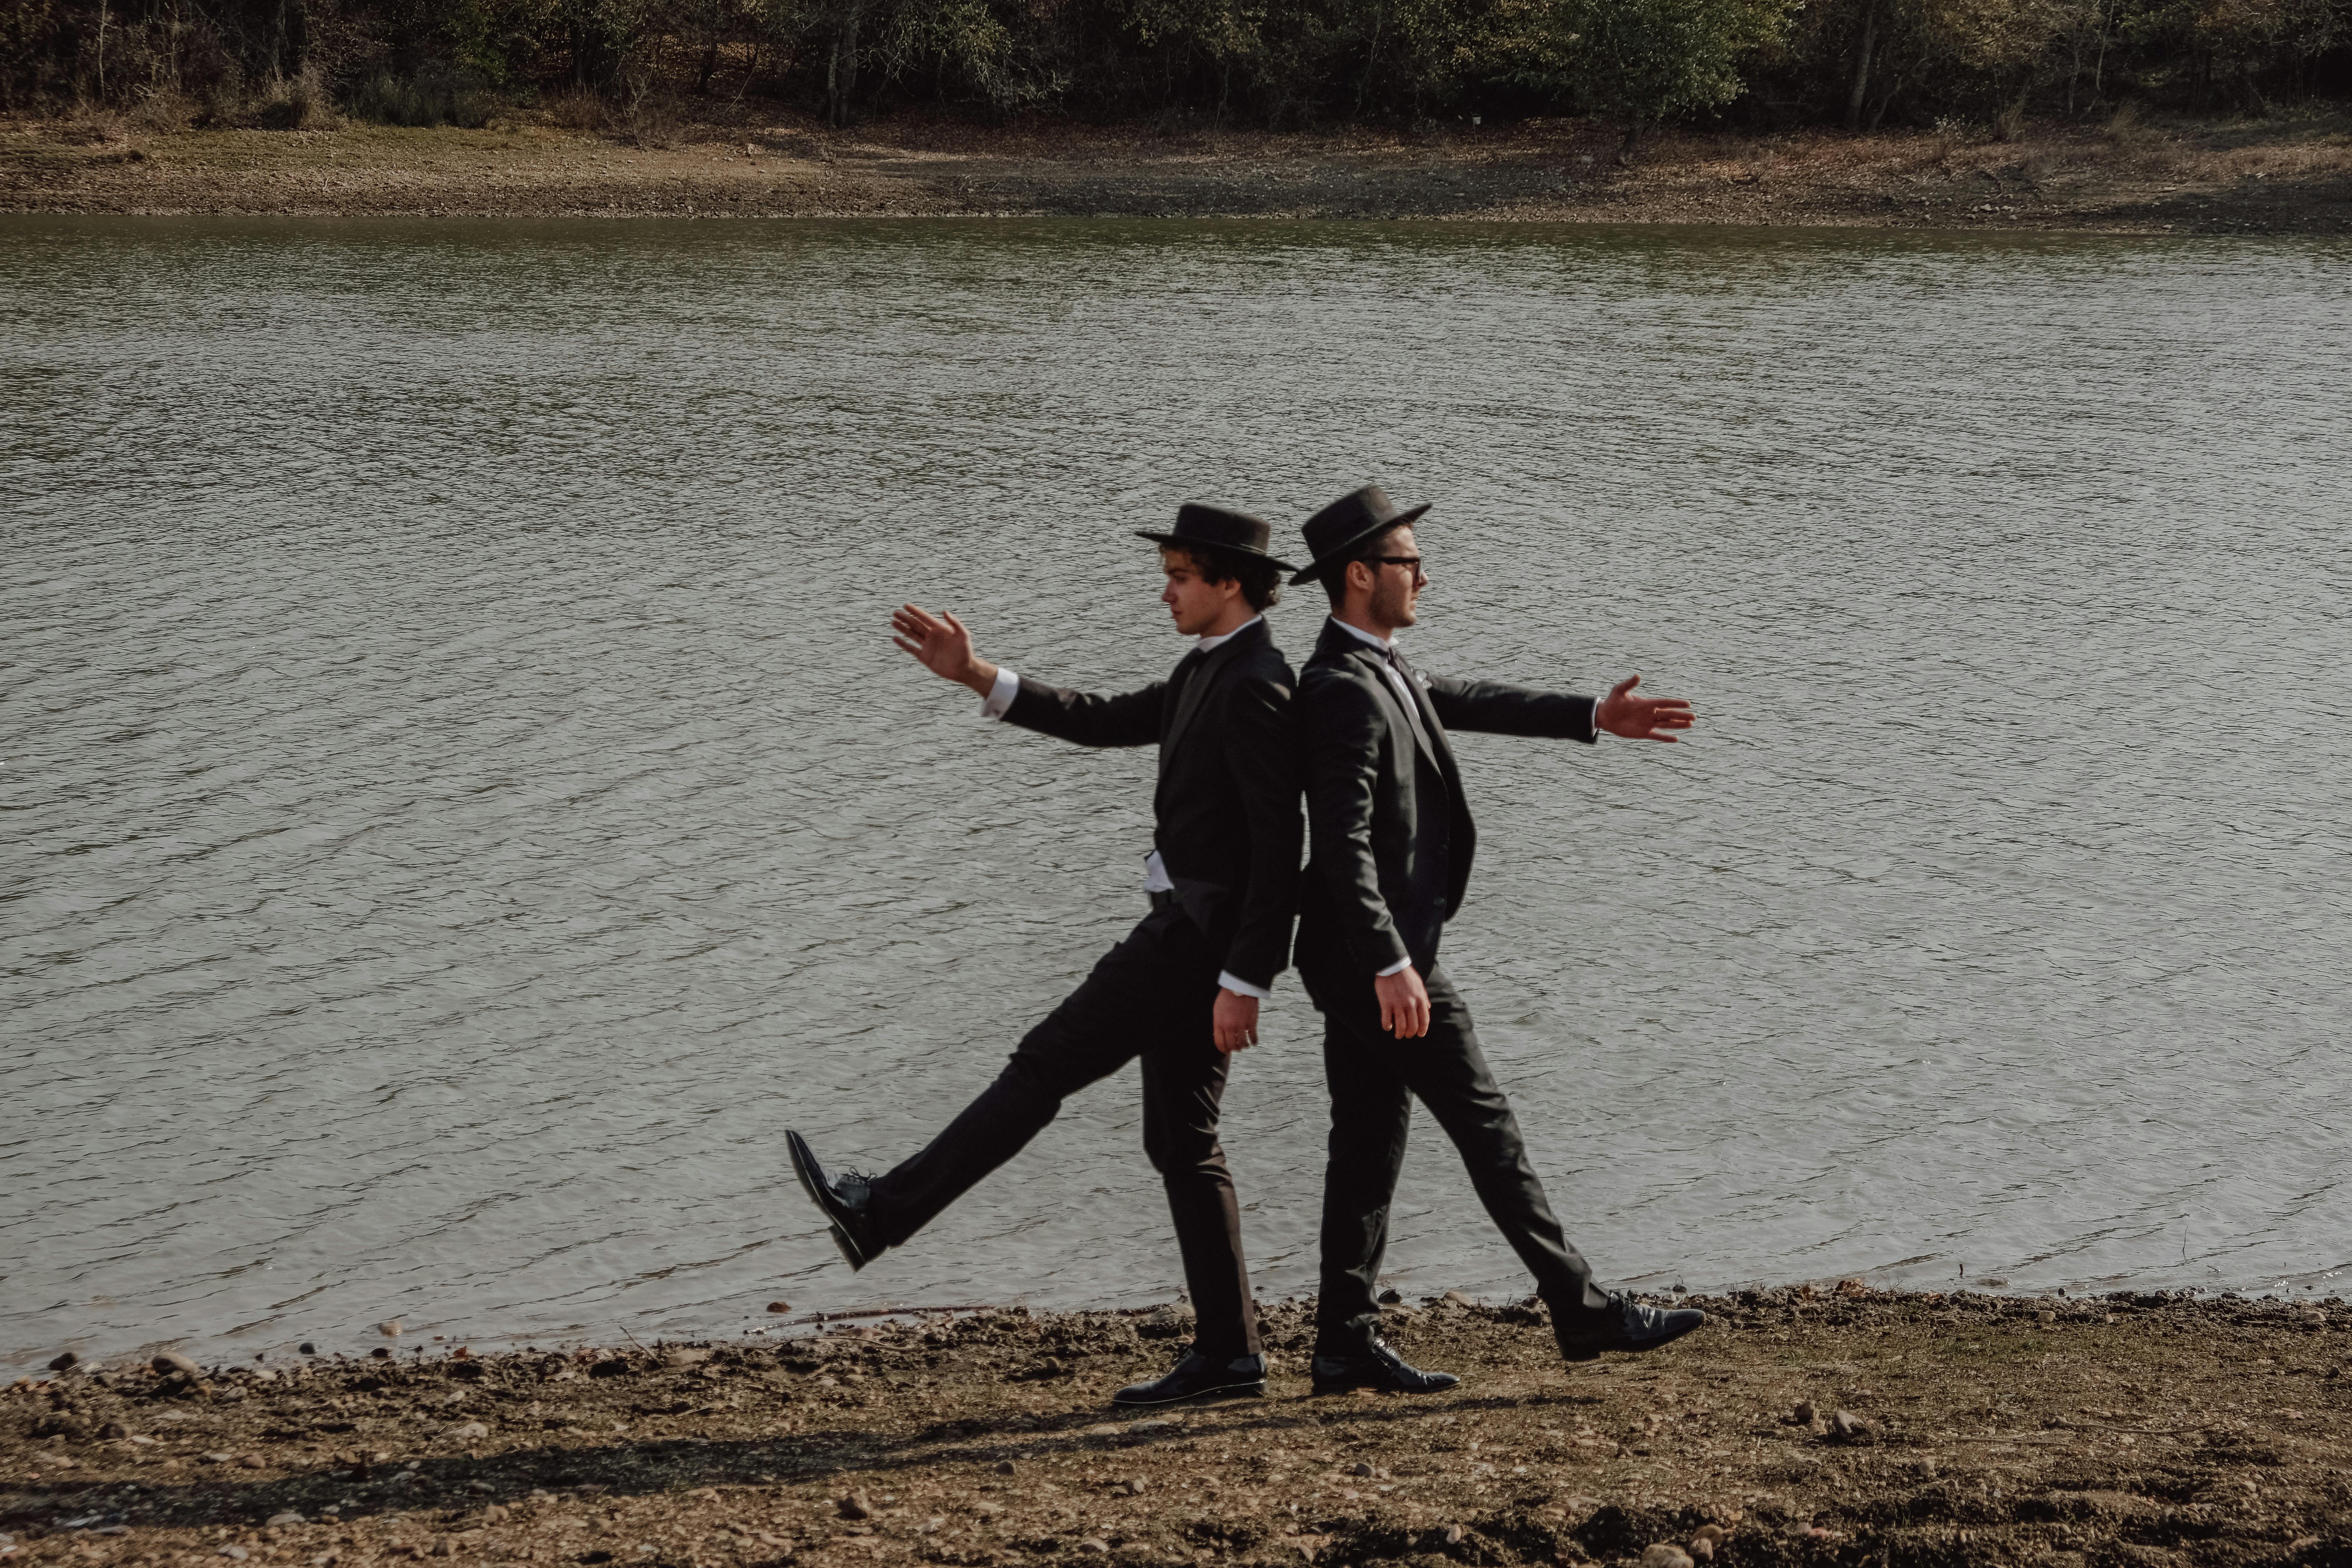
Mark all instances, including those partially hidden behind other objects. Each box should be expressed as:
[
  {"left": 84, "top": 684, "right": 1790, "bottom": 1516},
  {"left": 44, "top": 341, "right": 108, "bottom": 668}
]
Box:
[
  {"left": 1002, "top": 618, "right": 1303, "bottom": 992},
  {"left": 1295, "top": 617, "right": 1595, "bottom": 979}
]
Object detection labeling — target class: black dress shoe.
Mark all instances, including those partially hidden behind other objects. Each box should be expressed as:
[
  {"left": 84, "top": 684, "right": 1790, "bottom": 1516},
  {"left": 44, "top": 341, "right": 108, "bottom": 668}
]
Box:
[
  {"left": 1552, "top": 1293, "right": 1705, "bottom": 1362},
  {"left": 1310, "top": 1337, "right": 1459, "bottom": 1396},
  {"left": 1111, "top": 1349, "right": 1266, "bottom": 1408},
  {"left": 786, "top": 1129, "right": 880, "bottom": 1271}
]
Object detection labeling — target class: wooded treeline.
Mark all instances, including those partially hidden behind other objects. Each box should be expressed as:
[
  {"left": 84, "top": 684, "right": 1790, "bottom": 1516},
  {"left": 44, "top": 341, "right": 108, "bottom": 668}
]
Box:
[{"left": 6, "top": 0, "right": 2346, "bottom": 135}]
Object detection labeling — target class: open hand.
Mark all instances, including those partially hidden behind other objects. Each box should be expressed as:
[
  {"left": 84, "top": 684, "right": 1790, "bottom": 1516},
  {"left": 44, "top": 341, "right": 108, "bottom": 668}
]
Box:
[
  {"left": 1375, "top": 965, "right": 1432, "bottom": 1040},
  {"left": 1595, "top": 674, "right": 1694, "bottom": 742},
  {"left": 1212, "top": 989, "right": 1260, "bottom": 1054},
  {"left": 891, "top": 604, "right": 997, "bottom": 696}
]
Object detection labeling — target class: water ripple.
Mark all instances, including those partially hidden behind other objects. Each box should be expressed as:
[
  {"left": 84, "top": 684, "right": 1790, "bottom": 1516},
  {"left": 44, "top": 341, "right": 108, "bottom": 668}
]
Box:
[{"left": 3, "top": 218, "right": 2348, "bottom": 1367}]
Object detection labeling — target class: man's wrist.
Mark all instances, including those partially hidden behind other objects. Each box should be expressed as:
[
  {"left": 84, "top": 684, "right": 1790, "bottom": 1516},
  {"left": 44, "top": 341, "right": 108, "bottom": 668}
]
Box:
[
  {"left": 1217, "top": 971, "right": 1272, "bottom": 1001},
  {"left": 978, "top": 665, "right": 1019, "bottom": 718},
  {"left": 963, "top": 658, "right": 1001, "bottom": 698}
]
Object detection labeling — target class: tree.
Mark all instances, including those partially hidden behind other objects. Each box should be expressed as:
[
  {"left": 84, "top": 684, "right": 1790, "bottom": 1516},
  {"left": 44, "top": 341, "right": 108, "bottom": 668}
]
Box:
[
  {"left": 1521, "top": 0, "right": 1791, "bottom": 156},
  {"left": 2129, "top": 0, "right": 2344, "bottom": 107},
  {"left": 1782, "top": 0, "right": 2082, "bottom": 133}
]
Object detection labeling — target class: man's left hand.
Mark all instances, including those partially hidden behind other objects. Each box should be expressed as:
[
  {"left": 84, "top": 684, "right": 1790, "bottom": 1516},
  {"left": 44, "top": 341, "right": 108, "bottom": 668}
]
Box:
[
  {"left": 1596, "top": 674, "right": 1694, "bottom": 742},
  {"left": 1212, "top": 990, "right": 1260, "bottom": 1054}
]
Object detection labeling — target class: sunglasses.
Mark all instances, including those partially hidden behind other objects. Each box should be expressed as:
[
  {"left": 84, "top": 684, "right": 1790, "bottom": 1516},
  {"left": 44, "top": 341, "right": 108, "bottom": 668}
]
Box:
[{"left": 1372, "top": 555, "right": 1425, "bottom": 573}]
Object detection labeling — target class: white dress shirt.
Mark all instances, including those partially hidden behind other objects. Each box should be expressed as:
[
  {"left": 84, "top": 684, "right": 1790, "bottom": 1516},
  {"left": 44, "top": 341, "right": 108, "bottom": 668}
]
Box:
[
  {"left": 981, "top": 617, "right": 1273, "bottom": 1001},
  {"left": 1323, "top": 616, "right": 1608, "bottom": 979},
  {"left": 1327, "top": 615, "right": 1423, "bottom": 714}
]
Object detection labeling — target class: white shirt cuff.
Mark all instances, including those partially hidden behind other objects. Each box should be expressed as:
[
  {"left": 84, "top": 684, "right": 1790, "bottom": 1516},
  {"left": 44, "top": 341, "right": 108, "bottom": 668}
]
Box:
[
  {"left": 1217, "top": 971, "right": 1272, "bottom": 1001},
  {"left": 1376, "top": 956, "right": 1413, "bottom": 977},
  {"left": 980, "top": 667, "right": 1020, "bottom": 720}
]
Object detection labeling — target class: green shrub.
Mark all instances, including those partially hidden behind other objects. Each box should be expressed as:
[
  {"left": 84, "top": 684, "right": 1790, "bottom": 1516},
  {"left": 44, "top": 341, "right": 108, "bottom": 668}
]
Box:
[{"left": 1510, "top": 0, "right": 1794, "bottom": 153}]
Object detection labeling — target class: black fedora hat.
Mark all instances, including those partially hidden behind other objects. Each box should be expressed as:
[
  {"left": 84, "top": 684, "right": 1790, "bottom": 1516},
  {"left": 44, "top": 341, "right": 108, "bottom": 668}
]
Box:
[
  {"left": 1288, "top": 485, "right": 1431, "bottom": 586},
  {"left": 1136, "top": 502, "right": 1298, "bottom": 573}
]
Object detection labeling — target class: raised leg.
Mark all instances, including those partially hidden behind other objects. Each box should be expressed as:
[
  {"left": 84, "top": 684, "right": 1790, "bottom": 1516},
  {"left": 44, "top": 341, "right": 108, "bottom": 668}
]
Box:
[{"left": 1398, "top": 965, "right": 1611, "bottom": 1318}]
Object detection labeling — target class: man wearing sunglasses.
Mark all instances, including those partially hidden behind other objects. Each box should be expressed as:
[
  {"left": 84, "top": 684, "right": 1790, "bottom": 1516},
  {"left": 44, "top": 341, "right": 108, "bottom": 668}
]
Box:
[{"left": 1286, "top": 485, "right": 1702, "bottom": 1395}]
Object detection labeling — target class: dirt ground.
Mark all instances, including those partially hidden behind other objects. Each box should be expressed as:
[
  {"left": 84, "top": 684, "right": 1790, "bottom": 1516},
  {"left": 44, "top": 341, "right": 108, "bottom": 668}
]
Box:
[
  {"left": 5, "top": 1287, "right": 2348, "bottom": 1568},
  {"left": 4, "top": 107, "right": 2350, "bottom": 231}
]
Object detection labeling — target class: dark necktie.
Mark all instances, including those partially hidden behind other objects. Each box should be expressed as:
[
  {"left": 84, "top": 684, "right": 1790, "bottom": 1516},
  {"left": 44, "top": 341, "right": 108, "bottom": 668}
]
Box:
[
  {"left": 1159, "top": 645, "right": 1209, "bottom": 752},
  {"left": 1384, "top": 646, "right": 1436, "bottom": 749},
  {"left": 1168, "top": 645, "right": 1207, "bottom": 703}
]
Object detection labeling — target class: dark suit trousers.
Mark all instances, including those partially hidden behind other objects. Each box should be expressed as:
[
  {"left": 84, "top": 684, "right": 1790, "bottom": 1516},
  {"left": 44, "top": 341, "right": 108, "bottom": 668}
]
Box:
[
  {"left": 1301, "top": 953, "right": 1612, "bottom": 1352},
  {"left": 864, "top": 904, "right": 1262, "bottom": 1359}
]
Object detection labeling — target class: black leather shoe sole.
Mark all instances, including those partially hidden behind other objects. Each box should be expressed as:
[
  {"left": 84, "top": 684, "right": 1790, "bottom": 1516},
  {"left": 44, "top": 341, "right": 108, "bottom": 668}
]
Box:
[
  {"left": 1557, "top": 1309, "right": 1705, "bottom": 1362},
  {"left": 786, "top": 1130, "right": 870, "bottom": 1272},
  {"left": 1310, "top": 1370, "right": 1461, "bottom": 1396},
  {"left": 1110, "top": 1377, "right": 1266, "bottom": 1409}
]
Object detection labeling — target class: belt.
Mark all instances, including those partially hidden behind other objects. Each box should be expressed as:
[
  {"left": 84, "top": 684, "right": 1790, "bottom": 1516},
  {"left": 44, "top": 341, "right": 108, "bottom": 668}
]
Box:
[{"left": 1147, "top": 888, "right": 1179, "bottom": 912}]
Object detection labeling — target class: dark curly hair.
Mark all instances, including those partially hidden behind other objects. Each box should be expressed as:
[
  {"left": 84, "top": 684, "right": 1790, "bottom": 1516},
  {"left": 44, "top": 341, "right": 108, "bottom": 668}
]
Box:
[{"left": 1162, "top": 544, "right": 1284, "bottom": 612}]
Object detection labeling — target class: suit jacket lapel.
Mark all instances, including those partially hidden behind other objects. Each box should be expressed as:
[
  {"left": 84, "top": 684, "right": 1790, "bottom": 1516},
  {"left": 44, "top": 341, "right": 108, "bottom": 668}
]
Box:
[
  {"left": 1348, "top": 643, "right": 1446, "bottom": 777},
  {"left": 1313, "top": 620, "right": 1443, "bottom": 776},
  {"left": 1160, "top": 620, "right": 1261, "bottom": 774},
  {"left": 1386, "top": 647, "right": 1462, "bottom": 782}
]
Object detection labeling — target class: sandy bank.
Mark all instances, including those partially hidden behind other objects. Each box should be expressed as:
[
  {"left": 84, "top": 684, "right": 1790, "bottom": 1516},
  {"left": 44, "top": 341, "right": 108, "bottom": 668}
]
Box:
[
  {"left": 5, "top": 1287, "right": 2347, "bottom": 1567},
  {"left": 6, "top": 112, "right": 2350, "bottom": 232}
]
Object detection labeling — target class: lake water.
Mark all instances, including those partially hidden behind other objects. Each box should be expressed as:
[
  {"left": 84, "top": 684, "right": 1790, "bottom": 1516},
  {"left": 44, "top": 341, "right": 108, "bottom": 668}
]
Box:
[{"left": 5, "top": 217, "right": 2349, "bottom": 1372}]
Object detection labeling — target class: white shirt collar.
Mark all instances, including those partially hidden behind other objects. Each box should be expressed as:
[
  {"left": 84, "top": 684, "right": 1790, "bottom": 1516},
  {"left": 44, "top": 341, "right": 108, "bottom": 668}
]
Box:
[
  {"left": 1327, "top": 615, "right": 1395, "bottom": 651},
  {"left": 1195, "top": 614, "right": 1263, "bottom": 653}
]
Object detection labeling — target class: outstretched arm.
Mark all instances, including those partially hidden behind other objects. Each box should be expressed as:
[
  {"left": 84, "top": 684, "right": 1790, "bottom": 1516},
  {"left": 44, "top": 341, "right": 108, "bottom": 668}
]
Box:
[
  {"left": 891, "top": 602, "right": 1161, "bottom": 747},
  {"left": 1594, "top": 674, "right": 1694, "bottom": 742},
  {"left": 892, "top": 603, "right": 999, "bottom": 697},
  {"left": 1423, "top": 671, "right": 1692, "bottom": 743}
]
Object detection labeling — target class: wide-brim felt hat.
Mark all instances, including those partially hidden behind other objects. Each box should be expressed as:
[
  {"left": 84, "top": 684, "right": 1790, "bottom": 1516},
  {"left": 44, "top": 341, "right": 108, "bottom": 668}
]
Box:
[
  {"left": 1288, "top": 485, "right": 1430, "bottom": 585},
  {"left": 1136, "top": 502, "right": 1298, "bottom": 573}
]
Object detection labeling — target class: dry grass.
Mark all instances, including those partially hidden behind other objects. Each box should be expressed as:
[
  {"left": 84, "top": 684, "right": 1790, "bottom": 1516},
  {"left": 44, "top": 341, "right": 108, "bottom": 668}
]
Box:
[
  {"left": 541, "top": 91, "right": 607, "bottom": 132},
  {"left": 3, "top": 104, "right": 2347, "bottom": 229},
  {"left": 126, "top": 88, "right": 200, "bottom": 135}
]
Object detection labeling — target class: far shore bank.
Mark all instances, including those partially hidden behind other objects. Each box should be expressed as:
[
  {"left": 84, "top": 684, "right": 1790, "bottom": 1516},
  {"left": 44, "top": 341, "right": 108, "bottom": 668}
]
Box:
[
  {"left": 6, "top": 111, "right": 2350, "bottom": 233},
  {"left": 5, "top": 1287, "right": 2347, "bottom": 1567}
]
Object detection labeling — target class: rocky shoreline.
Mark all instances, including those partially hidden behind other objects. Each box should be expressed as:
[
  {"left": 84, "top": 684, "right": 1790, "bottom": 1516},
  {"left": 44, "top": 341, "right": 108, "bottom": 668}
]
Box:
[
  {"left": 5, "top": 1287, "right": 2347, "bottom": 1568},
  {"left": 5, "top": 113, "right": 2350, "bottom": 232}
]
